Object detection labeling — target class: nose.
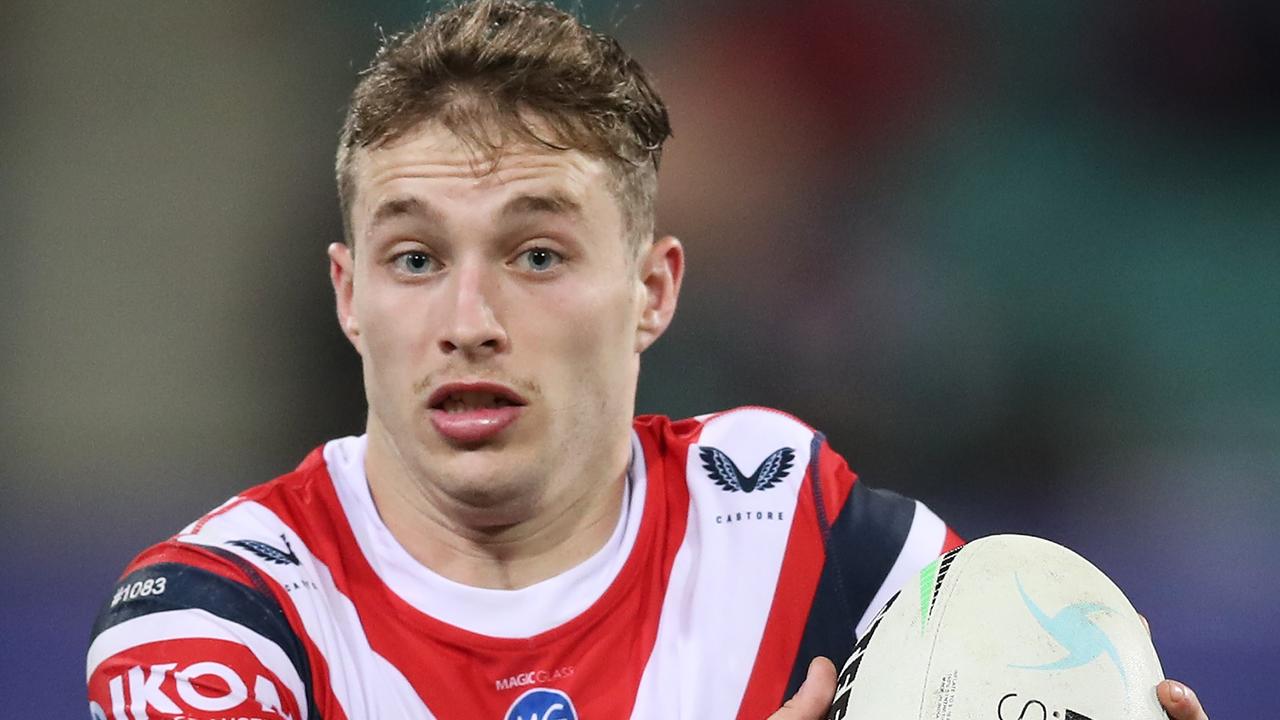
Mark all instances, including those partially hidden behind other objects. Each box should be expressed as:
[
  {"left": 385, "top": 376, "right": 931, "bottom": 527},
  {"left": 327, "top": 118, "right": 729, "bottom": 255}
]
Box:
[{"left": 439, "top": 260, "right": 508, "bottom": 357}]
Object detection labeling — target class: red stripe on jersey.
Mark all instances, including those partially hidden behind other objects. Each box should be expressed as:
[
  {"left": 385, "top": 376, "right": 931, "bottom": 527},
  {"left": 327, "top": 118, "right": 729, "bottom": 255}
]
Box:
[
  {"left": 121, "top": 540, "right": 253, "bottom": 584},
  {"left": 89, "top": 639, "right": 299, "bottom": 720},
  {"left": 813, "top": 442, "right": 860, "bottom": 528},
  {"left": 733, "top": 439, "right": 861, "bottom": 719},
  {"left": 942, "top": 526, "right": 965, "bottom": 553},
  {"left": 242, "top": 420, "right": 692, "bottom": 720},
  {"left": 732, "top": 465, "right": 827, "bottom": 719}
]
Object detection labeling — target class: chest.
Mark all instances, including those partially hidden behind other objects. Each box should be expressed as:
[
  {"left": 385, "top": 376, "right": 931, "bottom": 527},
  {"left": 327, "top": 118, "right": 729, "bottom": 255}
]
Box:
[{"left": 305, "top": 495, "right": 818, "bottom": 720}]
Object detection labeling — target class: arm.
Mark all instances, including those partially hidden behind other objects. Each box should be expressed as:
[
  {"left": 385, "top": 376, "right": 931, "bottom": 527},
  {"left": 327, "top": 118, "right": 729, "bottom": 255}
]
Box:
[{"left": 88, "top": 549, "right": 309, "bottom": 720}]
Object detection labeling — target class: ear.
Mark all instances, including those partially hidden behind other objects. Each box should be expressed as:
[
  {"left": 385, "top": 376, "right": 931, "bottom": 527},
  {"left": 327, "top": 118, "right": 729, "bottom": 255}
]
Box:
[
  {"left": 328, "top": 242, "right": 363, "bottom": 354},
  {"left": 635, "top": 235, "right": 685, "bottom": 353}
]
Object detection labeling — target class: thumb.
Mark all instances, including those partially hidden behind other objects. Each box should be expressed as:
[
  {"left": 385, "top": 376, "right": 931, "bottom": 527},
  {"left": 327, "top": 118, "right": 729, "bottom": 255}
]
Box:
[{"left": 771, "top": 657, "right": 837, "bottom": 719}]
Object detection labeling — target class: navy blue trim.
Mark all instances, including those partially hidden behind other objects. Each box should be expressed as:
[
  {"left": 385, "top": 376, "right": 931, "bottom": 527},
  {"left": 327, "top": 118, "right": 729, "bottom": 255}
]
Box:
[
  {"left": 807, "top": 432, "right": 856, "bottom": 634},
  {"left": 808, "top": 433, "right": 832, "bottom": 537},
  {"left": 203, "top": 545, "right": 282, "bottom": 597},
  {"left": 784, "top": 472, "right": 918, "bottom": 700},
  {"left": 91, "top": 560, "right": 320, "bottom": 718}
]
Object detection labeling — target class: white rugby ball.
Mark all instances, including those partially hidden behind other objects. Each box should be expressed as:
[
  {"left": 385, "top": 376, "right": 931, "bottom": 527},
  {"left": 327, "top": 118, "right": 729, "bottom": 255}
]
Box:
[{"left": 827, "top": 534, "right": 1165, "bottom": 720}]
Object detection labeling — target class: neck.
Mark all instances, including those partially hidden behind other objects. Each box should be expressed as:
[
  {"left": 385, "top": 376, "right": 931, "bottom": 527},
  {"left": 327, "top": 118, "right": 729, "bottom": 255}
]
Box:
[{"left": 362, "top": 430, "right": 630, "bottom": 590}]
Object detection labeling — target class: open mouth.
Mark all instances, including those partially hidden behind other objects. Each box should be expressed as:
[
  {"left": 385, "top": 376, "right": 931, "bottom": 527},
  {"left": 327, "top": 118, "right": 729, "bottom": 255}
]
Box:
[
  {"left": 428, "top": 383, "right": 528, "bottom": 413},
  {"left": 437, "top": 391, "right": 518, "bottom": 413},
  {"left": 427, "top": 382, "right": 527, "bottom": 444}
]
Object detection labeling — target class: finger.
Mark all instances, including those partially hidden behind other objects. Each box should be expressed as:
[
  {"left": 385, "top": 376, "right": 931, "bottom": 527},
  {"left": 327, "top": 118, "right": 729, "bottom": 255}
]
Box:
[
  {"left": 1157, "top": 679, "right": 1208, "bottom": 720},
  {"left": 1138, "top": 613, "right": 1151, "bottom": 637},
  {"left": 769, "top": 657, "right": 837, "bottom": 720}
]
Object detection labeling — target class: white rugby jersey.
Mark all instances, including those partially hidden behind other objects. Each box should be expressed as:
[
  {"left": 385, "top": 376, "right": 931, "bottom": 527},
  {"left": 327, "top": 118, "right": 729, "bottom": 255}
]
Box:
[{"left": 88, "top": 408, "right": 961, "bottom": 720}]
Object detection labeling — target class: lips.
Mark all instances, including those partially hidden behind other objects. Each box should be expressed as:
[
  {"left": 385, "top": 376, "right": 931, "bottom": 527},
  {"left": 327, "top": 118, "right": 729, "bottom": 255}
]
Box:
[{"left": 427, "top": 381, "right": 527, "bottom": 445}]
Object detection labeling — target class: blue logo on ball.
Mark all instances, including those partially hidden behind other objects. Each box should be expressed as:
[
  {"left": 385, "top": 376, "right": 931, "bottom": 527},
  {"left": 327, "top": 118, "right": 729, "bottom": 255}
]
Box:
[
  {"left": 505, "top": 688, "right": 578, "bottom": 720},
  {"left": 1009, "top": 573, "right": 1125, "bottom": 688}
]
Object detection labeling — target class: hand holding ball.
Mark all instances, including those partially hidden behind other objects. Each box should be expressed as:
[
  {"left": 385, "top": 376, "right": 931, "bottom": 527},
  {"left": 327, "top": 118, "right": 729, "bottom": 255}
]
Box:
[{"left": 828, "top": 535, "right": 1166, "bottom": 720}]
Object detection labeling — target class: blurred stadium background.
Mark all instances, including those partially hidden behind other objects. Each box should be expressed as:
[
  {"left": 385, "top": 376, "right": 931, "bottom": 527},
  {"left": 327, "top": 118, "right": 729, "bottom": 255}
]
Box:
[{"left": 3, "top": 1, "right": 1276, "bottom": 716}]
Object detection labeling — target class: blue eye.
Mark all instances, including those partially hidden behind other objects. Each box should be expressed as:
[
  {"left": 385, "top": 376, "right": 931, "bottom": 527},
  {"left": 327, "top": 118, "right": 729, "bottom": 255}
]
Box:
[
  {"left": 394, "top": 251, "right": 437, "bottom": 275},
  {"left": 520, "top": 247, "right": 563, "bottom": 272}
]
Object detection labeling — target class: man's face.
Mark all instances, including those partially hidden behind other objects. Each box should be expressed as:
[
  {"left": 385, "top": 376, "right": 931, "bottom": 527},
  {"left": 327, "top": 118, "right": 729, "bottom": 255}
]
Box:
[{"left": 330, "top": 121, "right": 681, "bottom": 525}]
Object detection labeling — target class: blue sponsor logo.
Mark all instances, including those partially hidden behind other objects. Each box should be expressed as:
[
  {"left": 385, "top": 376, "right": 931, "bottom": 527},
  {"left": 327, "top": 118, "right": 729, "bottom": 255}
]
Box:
[
  {"left": 1009, "top": 573, "right": 1126, "bottom": 688},
  {"left": 504, "top": 688, "right": 578, "bottom": 720},
  {"left": 699, "top": 445, "right": 795, "bottom": 494}
]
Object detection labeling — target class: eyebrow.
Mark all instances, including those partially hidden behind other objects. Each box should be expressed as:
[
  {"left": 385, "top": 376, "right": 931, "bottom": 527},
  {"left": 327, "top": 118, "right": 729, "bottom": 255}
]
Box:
[
  {"left": 499, "top": 192, "right": 584, "bottom": 220},
  {"left": 368, "top": 196, "right": 440, "bottom": 232},
  {"left": 368, "top": 191, "right": 584, "bottom": 233}
]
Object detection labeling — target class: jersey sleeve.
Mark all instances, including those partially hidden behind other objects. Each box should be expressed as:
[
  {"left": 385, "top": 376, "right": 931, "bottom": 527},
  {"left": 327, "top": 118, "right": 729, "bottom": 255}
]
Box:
[
  {"left": 781, "top": 434, "right": 963, "bottom": 699},
  {"left": 814, "top": 438, "right": 963, "bottom": 636},
  {"left": 87, "top": 544, "right": 313, "bottom": 720}
]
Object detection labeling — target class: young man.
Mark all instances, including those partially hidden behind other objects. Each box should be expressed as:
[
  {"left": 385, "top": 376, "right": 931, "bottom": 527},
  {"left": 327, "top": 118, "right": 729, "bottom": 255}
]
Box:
[{"left": 87, "top": 2, "right": 1209, "bottom": 719}]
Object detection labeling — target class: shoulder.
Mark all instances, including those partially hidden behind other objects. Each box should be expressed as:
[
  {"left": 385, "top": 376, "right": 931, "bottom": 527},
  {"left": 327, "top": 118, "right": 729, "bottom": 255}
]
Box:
[
  {"left": 633, "top": 407, "right": 819, "bottom": 503},
  {"left": 88, "top": 441, "right": 331, "bottom": 636},
  {"left": 635, "top": 407, "right": 960, "bottom": 591},
  {"left": 634, "top": 405, "right": 818, "bottom": 455},
  {"left": 100, "top": 440, "right": 334, "bottom": 609},
  {"left": 90, "top": 539, "right": 290, "bottom": 654},
  {"left": 85, "top": 442, "right": 343, "bottom": 718},
  {"left": 636, "top": 405, "right": 815, "bottom": 435},
  {"left": 168, "top": 439, "right": 357, "bottom": 565},
  {"left": 180, "top": 442, "right": 332, "bottom": 533},
  {"left": 107, "top": 439, "right": 353, "bottom": 603},
  {"left": 88, "top": 539, "right": 312, "bottom": 719}
]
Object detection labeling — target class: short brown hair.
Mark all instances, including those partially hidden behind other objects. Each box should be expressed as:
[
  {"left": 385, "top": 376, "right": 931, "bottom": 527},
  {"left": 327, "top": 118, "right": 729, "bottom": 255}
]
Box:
[{"left": 336, "top": 0, "right": 671, "bottom": 246}]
